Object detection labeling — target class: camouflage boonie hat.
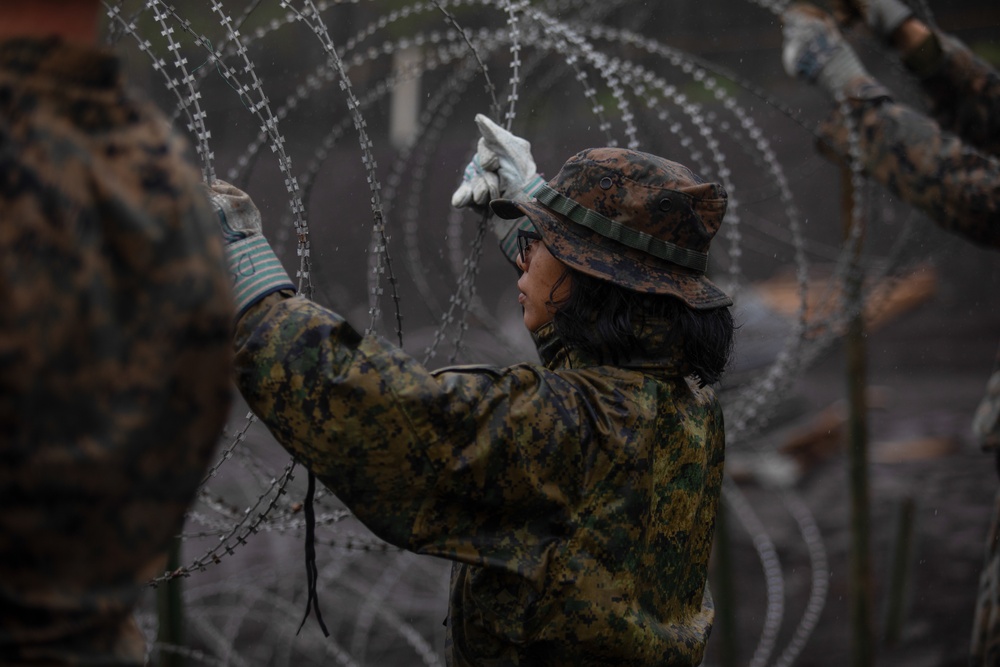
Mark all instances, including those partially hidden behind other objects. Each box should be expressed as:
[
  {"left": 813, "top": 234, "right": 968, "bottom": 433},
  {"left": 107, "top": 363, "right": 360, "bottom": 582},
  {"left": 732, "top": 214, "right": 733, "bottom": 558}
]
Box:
[{"left": 491, "top": 147, "right": 733, "bottom": 309}]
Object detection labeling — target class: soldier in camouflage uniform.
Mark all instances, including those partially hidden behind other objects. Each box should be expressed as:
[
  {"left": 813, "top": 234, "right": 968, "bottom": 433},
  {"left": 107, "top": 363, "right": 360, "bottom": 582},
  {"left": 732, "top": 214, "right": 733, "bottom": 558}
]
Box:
[
  {"left": 0, "top": 2, "right": 233, "bottom": 665},
  {"left": 782, "top": 2, "right": 1000, "bottom": 663},
  {"left": 213, "top": 114, "right": 736, "bottom": 665}
]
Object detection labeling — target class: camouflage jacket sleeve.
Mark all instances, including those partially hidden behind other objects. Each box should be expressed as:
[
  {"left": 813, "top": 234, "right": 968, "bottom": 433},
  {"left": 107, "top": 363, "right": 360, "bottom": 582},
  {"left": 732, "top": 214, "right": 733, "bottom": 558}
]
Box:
[
  {"left": 0, "top": 38, "right": 233, "bottom": 666},
  {"left": 915, "top": 34, "right": 1000, "bottom": 156},
  {"left": 817, "top": 35, "right": 1000, "bottom": 249},
  {"left": 234, "top": 292, "right": 596, "bottom": 563},
  {"left": 235, "top": 293, "right": 726, "bottom": 663}
]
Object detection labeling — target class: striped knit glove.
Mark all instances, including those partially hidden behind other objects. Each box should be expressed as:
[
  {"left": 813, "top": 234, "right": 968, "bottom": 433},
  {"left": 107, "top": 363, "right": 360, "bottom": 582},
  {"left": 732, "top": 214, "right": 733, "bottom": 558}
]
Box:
[{"left": 207, "top": 180, "right": 294, "bottom": 318}]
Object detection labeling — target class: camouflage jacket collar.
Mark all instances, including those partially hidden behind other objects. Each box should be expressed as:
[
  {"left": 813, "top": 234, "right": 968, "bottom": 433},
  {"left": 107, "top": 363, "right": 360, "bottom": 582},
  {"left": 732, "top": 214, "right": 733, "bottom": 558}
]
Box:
[{"left": 531, "top": 319, "right": 693, "bottom": 377}]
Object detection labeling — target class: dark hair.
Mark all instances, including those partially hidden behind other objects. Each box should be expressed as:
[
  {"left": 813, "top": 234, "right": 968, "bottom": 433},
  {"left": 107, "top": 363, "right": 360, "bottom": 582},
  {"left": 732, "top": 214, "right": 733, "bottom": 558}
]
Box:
[{"left": 548, "top": 269, "right": 736, "bottom": 386}]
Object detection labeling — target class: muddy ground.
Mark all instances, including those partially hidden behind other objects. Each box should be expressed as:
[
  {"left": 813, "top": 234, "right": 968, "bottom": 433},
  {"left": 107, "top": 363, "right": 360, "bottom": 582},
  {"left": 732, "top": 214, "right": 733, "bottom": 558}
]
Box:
[{"left": 710, "top": 233, "right": 1000, "bottom": 667}]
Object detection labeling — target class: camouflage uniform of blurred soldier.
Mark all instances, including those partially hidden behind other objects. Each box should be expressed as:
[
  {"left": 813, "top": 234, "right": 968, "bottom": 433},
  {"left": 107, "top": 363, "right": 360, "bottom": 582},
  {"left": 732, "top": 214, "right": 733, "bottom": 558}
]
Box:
[
  {"left": 782, "top": 1, "right": 1000, "bottom": 662},
  {"left": 210, "top": 114, "right": 736, "bottom": 664},
  {"left": 0, "top": 2, "right": 233, "bottom": 665}
]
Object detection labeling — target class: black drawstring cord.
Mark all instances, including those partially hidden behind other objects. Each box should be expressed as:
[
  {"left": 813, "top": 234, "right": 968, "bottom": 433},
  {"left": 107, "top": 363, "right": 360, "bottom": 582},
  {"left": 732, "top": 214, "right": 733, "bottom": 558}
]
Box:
[{"left": 296, "top": 471, "right": 330, "bottom": 637}]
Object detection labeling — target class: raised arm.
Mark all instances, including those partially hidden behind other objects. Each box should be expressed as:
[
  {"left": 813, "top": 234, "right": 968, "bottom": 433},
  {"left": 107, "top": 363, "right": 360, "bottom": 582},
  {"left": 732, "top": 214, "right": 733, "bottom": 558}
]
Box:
[
  {"left": 782, "top": 3, "right": 1000, "bottom": 248},
  {"left": 208, "top": 179, "right": 591, "bottom": 569}
]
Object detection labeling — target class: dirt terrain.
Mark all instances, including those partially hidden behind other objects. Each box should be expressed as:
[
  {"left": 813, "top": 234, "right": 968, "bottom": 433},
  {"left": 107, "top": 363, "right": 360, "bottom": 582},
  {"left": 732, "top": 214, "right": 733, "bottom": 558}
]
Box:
[{"left": 711, "top": 234, "right": 1000, "bottom": 667}]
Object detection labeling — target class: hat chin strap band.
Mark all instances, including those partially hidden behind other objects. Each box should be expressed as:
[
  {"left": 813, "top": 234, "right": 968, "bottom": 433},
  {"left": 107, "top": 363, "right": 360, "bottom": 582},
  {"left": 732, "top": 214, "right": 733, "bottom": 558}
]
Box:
[{"left": 532, "top": 183, "right": 709, "bottom": 273}]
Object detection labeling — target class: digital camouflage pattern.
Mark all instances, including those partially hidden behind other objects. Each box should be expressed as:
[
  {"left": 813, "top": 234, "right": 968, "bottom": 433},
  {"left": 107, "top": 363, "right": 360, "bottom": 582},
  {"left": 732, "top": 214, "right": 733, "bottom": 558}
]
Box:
[
  {"left": 0, "top": 38, "right": 233, "bottom": 665},
  {"left": 814, "top": 29, "right": 1000, "bottom": 666},
  {"left": 234, "top": 291, "right": 725, "bottom": 666},
  {"left": 491, "top": 147, "right": 733, "bottom": 309}
]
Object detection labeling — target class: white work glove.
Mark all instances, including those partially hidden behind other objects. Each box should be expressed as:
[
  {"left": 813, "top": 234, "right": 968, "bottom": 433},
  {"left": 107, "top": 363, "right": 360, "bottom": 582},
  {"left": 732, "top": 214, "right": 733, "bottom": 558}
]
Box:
[
  {"left": 451, "top": 115, "right": 544, "bottom": 262},
  {"left": 782, "top": 3, "right": 872, "bottom": 98},
  {"left": 207, "top": 180, "right": 294, "bottom": 318},
  {"left": 451, "top": 152, "right": 500, "bottom": 208},
  {"left": 451, "top": 114, "right": 540, "bottom": 209}
]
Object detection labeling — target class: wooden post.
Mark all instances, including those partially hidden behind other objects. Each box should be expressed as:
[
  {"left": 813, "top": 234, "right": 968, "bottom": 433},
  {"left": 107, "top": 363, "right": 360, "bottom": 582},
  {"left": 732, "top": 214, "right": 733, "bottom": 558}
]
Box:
[
  {"left": 842, "top": 164, "right": 875, "bottom": 667},
  {"left": 713, "top": 500, "right": 739, "bottom": 667},
  {"left": 884, "top": 496, "right": 916, "bottom": 645},
  {"left": 156, "top": 537, "right": 184, "bottom": 667}
]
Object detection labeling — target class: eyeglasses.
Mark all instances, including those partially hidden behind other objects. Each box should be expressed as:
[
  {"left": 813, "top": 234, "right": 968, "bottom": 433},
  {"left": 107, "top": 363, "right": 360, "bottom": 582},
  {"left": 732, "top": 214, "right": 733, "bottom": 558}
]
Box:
[{"left": 516, "top": 229, "right": 542, "bottom": 264}]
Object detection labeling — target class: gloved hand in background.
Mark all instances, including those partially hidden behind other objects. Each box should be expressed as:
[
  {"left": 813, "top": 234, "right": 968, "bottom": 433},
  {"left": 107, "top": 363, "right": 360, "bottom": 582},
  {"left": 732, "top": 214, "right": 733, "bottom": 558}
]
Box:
[
  {"left": 781, "top": 3, "right": 874, "bottom": 99},
  {"left": 829, "top": 0, "right": 941, "bottom": 78},
  {"left": 207, "top": 180, "right": 295, "bottom": 318}
]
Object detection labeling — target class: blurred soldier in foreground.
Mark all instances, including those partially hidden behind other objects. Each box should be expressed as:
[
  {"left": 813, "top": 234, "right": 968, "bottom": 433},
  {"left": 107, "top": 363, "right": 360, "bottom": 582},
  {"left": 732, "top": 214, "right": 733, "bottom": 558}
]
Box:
[
  {"left": 210, "top": 113, "right": 735, "bottom": 665},
  {"left": 781, "top": 0, "right": 1000, "bottom": 662},
  {"left": 0, "top": 1, "right": 233, "bottom": 664}
]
